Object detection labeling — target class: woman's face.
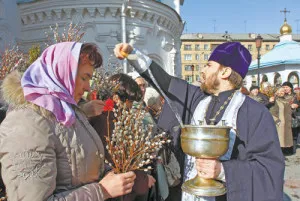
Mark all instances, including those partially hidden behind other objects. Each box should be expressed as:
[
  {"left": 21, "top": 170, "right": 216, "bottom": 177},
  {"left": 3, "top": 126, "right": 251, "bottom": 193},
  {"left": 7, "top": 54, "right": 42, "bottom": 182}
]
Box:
[
  {"left": 74, "top": 58, "right": 94, "bottom": 103},
  {"left": 276, "top": 88, "right": 285, "bottom": 97}
]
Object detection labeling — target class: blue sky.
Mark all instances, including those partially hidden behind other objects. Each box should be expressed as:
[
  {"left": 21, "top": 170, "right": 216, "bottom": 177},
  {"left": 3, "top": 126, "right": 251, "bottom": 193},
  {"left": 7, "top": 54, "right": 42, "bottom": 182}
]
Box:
[{"left": 181, "top": 0, "right": 300, "bottom": 34}]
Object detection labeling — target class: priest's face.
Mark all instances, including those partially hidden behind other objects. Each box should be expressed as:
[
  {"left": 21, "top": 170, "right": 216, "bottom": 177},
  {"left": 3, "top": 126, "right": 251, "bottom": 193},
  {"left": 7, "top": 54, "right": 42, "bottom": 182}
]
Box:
[{"left": 200, "top": 61, "right": 221, "bottom": 94}]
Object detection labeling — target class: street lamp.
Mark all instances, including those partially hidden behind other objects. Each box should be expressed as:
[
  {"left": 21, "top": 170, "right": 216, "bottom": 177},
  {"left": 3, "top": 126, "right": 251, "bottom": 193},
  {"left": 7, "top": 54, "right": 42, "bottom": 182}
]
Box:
[
  {"left": 191, "top": 64, "right": 195, "bottom": 83},
  {"left": 255, "top": 34, "right": 263, "bottom": 87}
]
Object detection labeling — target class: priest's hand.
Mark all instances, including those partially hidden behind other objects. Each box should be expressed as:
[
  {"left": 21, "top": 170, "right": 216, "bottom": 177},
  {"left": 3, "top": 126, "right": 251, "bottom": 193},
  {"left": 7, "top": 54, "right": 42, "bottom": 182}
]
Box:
[
  {"left": 195, "top": 158, "right": 222, "bottom": 179},
  {"left": 114, "top": 43, "right": 152, "bottom": 74},
  {"left": 114, "top": 43, "right": 133, "bottom": 60}
]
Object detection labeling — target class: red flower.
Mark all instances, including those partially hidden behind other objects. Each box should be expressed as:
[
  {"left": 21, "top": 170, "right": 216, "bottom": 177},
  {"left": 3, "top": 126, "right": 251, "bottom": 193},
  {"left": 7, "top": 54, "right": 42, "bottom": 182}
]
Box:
[
  {"left": 90, "top": 91, "right": 97, "bottom": 100},
  {"left": 103, "top": 99, "right": 114, "bottom": 112}
]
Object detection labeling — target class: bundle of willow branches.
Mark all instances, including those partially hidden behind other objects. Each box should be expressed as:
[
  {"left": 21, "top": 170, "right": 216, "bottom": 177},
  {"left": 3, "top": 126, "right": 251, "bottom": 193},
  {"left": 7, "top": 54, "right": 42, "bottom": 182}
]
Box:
[{"left": 105, "top": 102, "right": 170, "bottom": 173}]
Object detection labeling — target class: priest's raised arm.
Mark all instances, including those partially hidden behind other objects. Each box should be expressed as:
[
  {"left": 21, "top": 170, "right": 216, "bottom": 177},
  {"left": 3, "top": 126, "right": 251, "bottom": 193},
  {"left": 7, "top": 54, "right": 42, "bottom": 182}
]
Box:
[{"left": 114, "top": 43, "right": 285, "bottom": 201}]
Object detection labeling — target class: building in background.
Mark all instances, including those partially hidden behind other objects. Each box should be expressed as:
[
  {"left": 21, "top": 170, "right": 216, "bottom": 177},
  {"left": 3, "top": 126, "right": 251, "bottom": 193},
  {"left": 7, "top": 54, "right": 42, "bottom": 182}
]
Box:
[
  {"left": 181, "top": 32, "right": 300, "bottom": 84},
  {"left": 247, "top": 18, "right": 300, "bottom": 89},
  {"left": 0, "top": 0, "right": 22, "bottom": 51},
  {"left": 1, "top": 0, "right": 184, "bottom": 76},
  {"left": 181, "top": 31, "right": 300, "bottom": 86}
]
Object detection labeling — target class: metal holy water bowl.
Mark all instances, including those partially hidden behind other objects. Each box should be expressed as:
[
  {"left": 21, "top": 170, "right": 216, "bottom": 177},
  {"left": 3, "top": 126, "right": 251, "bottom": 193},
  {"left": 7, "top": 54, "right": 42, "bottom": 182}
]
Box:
[{"left": 181, "top": 124, "right": 231, "bottom": 197}]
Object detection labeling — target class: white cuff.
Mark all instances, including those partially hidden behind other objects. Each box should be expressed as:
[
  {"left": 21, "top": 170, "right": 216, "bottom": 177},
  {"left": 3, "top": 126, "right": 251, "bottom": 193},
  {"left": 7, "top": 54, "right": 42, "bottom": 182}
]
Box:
[
  {"left": 216, "top": 163, "right": 226, "bottom": 182},
  {"left": 127, "top": 48, "right": 152, "bottom": 74}
]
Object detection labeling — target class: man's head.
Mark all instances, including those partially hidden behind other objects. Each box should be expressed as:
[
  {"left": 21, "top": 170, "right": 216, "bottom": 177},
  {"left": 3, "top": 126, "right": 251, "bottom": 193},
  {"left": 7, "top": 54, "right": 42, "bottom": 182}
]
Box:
[
  {"left": 128, "top": 71, "right": 148, "bottom": 97},
  {"left": 276, "top": 87, "right": 285, "bottom": 97},
  {"left": 108, "top": 73, "right": 143, "bottom": 106},
  {"left": 282, "top": 81, "right": 293, "bottom": 95},
  {"left": 144, "top": 87, "right": 162, "bottom": 117},
  {"left": 135, "top": 77, "right": 147, "bottom": 97},
  {"left": 200, "top": 42, "right": 251, "bottom": 94},
  {"left": 249, "top": 86, "right": 260, "bottom": 96}
]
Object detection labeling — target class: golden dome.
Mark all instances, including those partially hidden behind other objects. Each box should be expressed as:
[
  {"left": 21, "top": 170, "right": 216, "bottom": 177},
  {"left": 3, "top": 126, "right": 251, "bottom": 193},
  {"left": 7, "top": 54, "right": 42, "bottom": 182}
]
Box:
[{"left": 280, "top": 20, "right": 292, "bottom": 35}]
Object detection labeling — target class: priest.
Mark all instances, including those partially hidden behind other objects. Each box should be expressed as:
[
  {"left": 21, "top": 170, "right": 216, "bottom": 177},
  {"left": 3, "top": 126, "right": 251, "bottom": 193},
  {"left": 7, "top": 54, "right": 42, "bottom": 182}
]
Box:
[{"left": 114, "top": 42, "right": 285, "bottom": 201}]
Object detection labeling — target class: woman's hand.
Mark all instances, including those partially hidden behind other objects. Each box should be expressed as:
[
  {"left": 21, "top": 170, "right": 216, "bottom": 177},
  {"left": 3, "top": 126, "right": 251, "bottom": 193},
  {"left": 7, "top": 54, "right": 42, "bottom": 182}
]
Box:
[
  {"left": 80, "top": 100, "right": 105, "bottom": 117},
  {"left": 99, "top": 171, "right": 136, "bottom": 199}
]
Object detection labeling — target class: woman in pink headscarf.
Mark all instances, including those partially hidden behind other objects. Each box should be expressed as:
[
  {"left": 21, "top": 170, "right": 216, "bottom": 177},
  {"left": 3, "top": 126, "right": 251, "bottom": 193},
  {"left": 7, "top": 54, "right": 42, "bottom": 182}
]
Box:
[{"left": 0, "top": 42, "right": 136, "bottom": 201}]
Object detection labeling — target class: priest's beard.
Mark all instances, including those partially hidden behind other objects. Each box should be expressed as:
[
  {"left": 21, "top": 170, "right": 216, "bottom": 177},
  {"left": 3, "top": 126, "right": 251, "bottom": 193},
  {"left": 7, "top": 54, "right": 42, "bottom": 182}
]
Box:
[{"left": 200, "top": 71, "right": 220, "bottom": 94}]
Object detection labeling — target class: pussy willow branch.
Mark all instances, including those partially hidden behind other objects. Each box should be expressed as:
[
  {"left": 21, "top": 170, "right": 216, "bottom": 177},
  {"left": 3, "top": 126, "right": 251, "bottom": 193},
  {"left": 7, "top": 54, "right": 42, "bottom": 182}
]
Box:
[{"left": 105, "top": 102, "right": 169, "bottom": 173}]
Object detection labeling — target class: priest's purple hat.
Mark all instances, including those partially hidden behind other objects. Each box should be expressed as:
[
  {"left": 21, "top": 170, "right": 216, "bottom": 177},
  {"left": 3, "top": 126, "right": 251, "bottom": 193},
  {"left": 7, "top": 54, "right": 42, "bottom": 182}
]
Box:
[{"left": 209, "top": 42, "right": 252, "bottom": 78}]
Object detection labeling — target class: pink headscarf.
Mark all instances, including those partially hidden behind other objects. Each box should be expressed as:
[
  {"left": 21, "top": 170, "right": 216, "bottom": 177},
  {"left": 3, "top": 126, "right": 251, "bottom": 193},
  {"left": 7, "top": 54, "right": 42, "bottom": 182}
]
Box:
[{"left": 21, "top": 42, "right": 82, "bottom": 127}]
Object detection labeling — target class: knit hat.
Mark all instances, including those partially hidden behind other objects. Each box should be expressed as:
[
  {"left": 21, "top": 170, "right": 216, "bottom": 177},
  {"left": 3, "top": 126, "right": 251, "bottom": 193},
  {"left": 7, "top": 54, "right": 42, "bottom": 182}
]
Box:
[{"left": 209, "top": 42, "right": 252, "bottom": 78}]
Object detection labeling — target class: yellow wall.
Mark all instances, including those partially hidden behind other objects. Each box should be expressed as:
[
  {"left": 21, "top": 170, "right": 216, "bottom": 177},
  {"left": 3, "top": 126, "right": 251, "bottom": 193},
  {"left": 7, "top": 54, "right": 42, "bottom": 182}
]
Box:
[{"left": 181, "top": 40, "right": 278, "bottom": 83}]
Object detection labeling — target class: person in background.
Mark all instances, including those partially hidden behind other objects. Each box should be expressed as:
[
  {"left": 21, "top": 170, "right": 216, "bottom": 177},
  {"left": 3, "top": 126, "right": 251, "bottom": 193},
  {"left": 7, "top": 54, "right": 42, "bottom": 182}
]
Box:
[
  {"left": 0, "top": 83, "right": 6, "bottom": 198},
  {"left": 136, "top": 77, "right": 148, "bottom": 98},
  {"left": 282, "top": 81, "right": 299, "bottom": 110},
  {"left": 0, "top": 42, "right": 136, "bottom": 201},
  {"left": 0, "top": 80, "right": 8, "bottom": 124},
  {"left": 282, "top": 82, "right": 300, "bottom": 154},
  {"left": 0, "top": 99, "right": 7, "bottom": 124},
  {"left": 114, "top": 42, "right": 284, "bottom": 201},
  {"left": 142, "top": 86, "right": 170, "bottom": 201},
  {"left": 291, "top": 87, "right": 300, "bottom": 152},
  {"left": 269, "top": 87, "right": 294, "bottom": 155},
  {"left": 89, "top": 73, "right": 156, "bottom": 201},
  {"left": 128, "top": 71, "right": 148, "bottom": 98},
  {"left": 248, "top": 85, "right": 269, "bottom": 106},
  {"left": 295, "top": 87, "right": 300, "bottom": 135},
  {"left": 143, "top": 87, "right": 163, "bottom": 123},
  {"left": 239, "top": 86, "right": 250, "bottom": 95}
]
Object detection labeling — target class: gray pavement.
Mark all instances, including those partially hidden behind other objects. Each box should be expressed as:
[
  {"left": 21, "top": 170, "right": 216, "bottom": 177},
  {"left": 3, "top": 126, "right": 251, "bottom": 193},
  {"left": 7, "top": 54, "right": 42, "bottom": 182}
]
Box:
[{"left": 284, "top": 146, "right": 300, "bottom": 201}]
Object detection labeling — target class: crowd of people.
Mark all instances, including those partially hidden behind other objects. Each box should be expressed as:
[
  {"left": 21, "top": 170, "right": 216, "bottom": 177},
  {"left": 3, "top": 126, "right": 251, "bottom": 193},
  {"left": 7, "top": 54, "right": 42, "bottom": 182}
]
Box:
[
  {"left": 240, "top": 81, "right": 300, "bottom": 155},
  {"left": 0, "top": 40, "right": 297, "bottom": 201}
]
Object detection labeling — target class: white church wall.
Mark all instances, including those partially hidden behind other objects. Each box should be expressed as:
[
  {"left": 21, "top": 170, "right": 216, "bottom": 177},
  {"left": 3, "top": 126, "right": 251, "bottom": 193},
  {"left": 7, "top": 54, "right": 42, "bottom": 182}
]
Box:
[
  {"left": 246, "top": 63, "right": 300, "bottom": 88},
  {"left": 159, "top": 0, "right": 181, "bottom": 14},
  {"left": 0, "top": 0, "right": 22, "bottom": 51},
  {"left": 17, "top": 0, "right": 184, "bottom": 76}
]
